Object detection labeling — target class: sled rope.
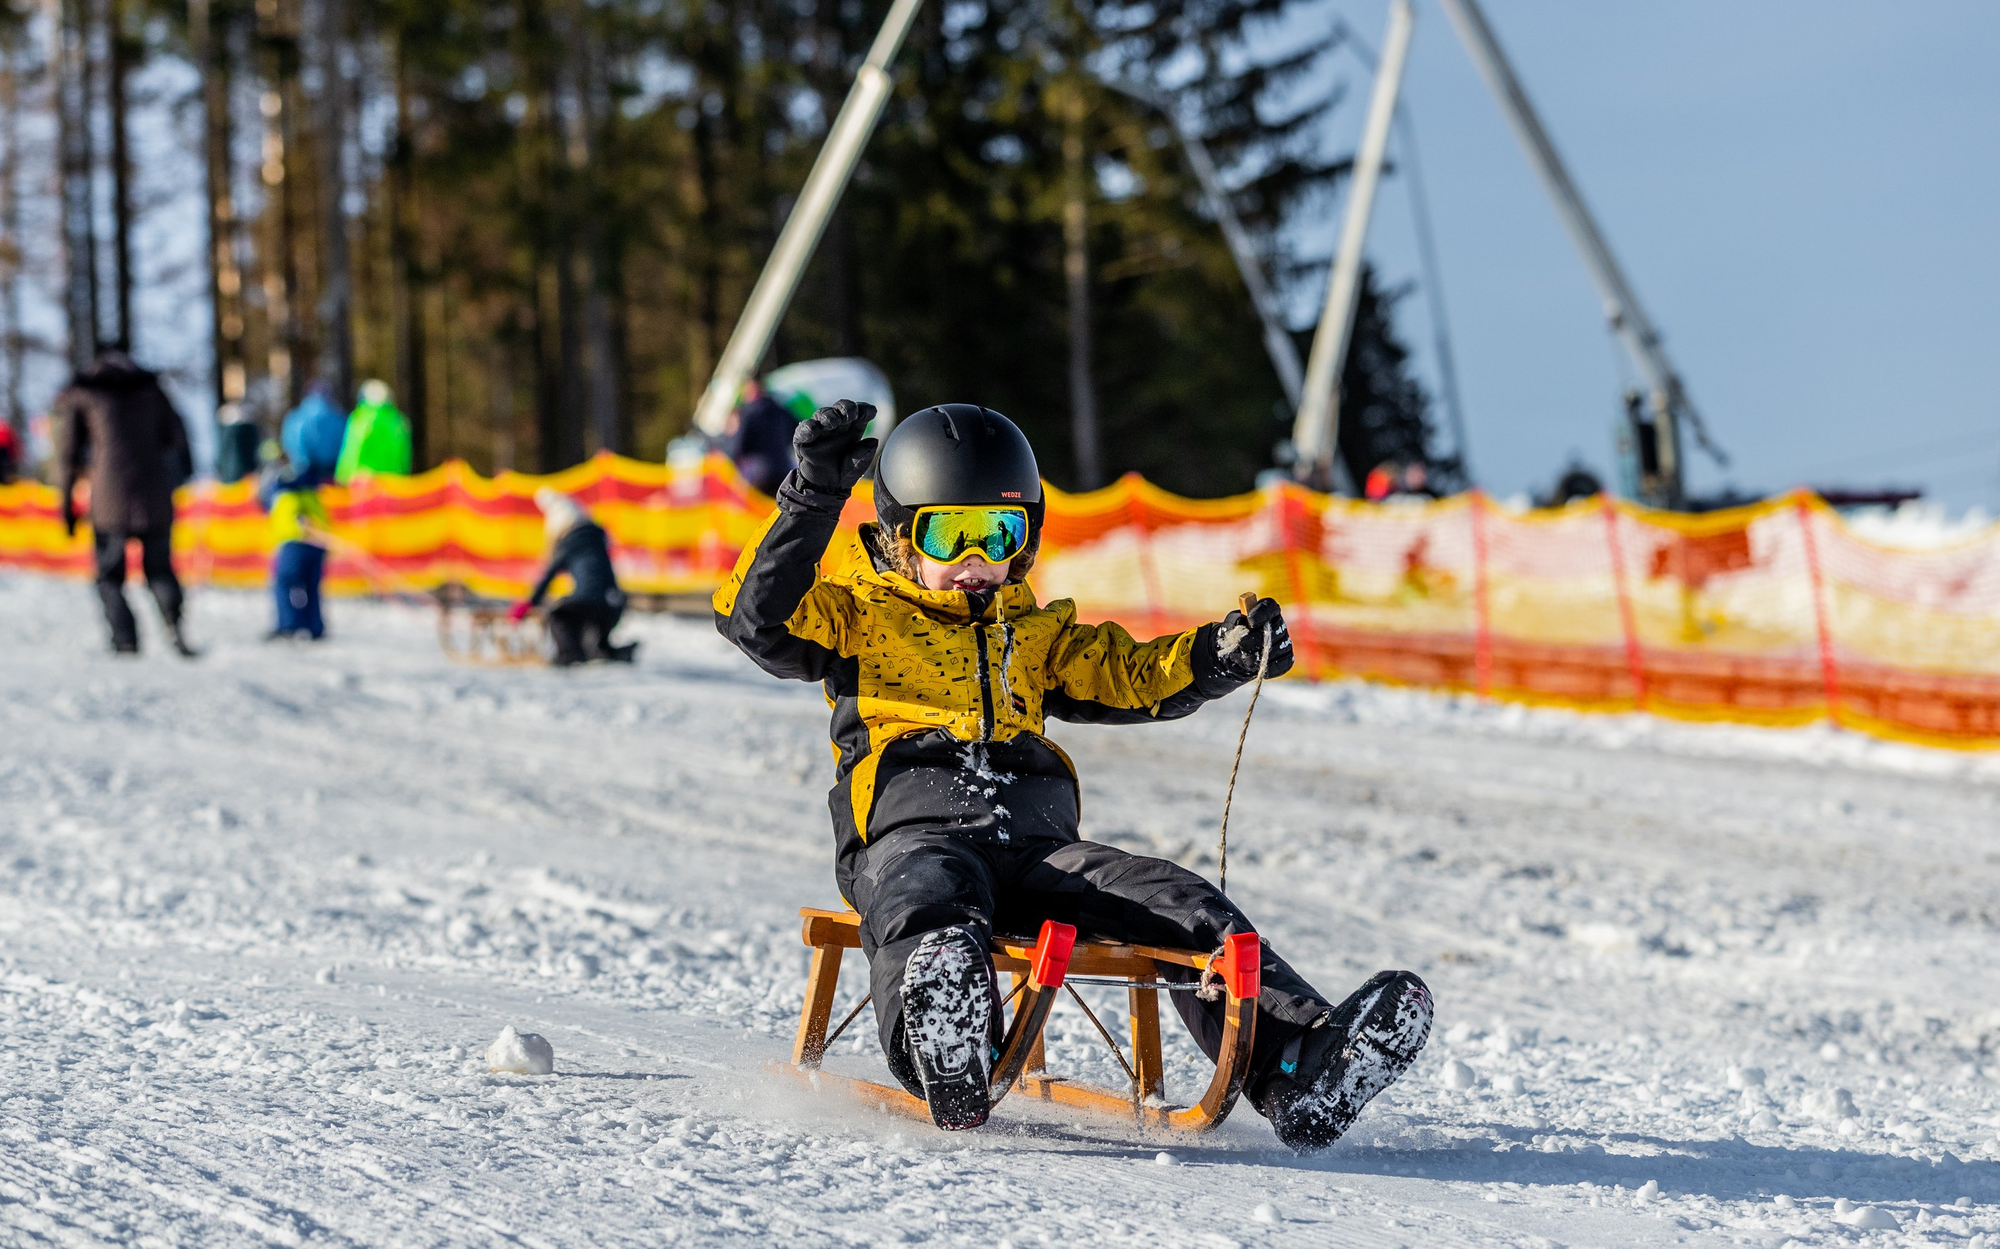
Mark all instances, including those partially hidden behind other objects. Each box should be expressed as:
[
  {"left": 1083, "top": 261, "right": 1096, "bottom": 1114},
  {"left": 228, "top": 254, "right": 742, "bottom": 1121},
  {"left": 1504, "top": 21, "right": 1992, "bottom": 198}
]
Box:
[
  {"left": 1217, "top": 592, "right": 1272, "bottom": 896},
  {"left": 313, "top": 528, "right": 440, "bottom": 608}
]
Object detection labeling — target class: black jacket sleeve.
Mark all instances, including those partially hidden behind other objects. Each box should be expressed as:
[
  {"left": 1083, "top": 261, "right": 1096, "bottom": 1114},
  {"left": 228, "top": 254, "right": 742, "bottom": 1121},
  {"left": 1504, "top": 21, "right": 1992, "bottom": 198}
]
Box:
[
  {"left": 712, "top": 470, "right": 852, "bottom": 683},
  {"left": 526, "top": 539, "right": 568, "bottom": 606},
  {"left": 156, "top": 385, "right": 193, "bottom": 487}
]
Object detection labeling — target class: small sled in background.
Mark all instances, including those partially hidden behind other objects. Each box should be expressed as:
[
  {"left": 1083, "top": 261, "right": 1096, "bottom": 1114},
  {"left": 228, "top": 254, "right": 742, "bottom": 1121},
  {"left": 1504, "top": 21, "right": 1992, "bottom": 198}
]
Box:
[
  {"left": 777, "top": 907, "right": 1262, "bottom": 1134},
  {"left": 437, "top": 600, "right": 546, "bottom": 667}
]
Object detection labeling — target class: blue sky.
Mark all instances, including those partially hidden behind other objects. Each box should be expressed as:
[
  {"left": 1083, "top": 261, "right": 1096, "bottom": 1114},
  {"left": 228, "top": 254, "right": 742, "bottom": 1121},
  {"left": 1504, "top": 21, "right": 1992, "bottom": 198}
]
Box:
[{"left": 1289, "top": 1, "right": 2000, "bottom": 510}]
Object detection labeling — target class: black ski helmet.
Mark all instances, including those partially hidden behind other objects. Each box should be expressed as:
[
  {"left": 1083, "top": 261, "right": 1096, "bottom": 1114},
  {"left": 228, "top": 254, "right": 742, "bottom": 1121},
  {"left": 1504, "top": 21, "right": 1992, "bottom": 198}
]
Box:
[{"left": 873, "top": 404, "right": 1044, "bottom": 540}]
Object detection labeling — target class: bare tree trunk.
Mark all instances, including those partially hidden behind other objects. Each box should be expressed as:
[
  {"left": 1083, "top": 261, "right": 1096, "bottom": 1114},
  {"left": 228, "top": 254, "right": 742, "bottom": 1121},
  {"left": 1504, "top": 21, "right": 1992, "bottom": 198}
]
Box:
[
  {"left": 545, "top": 55, "right": 584, "bottom": 469},
  {"left": 581, "top": 275, "right": 619, "bottom": 456},
  {"left": 489, "top": 337, "right": 516, "bottom": 472},
  {"left": 511, "top": 81, "right": 558, "bottom": 471},
  {"left": 106, "top": 0, "right": 135, "bottom": 352},
  {"left": 552, "top": 235, "right": 583, "bottom": 467},
  {"left": 437, "top": 282, "right": 455, "bottom": 463},
  {"left": 55, "top": 0, "right": 98, "bottom": 368},
  {"left": 0, "top": 34, "right": 25, "bottom": 433},
  {"left": 694, "top": 120, "right": 721, "bottom": 418},
  {"left": 278, "top": 6, "right": 315, "bottom": 407},
  {"left": 533, "top": 263, "right": 558, "bottom": 471},
  {"left": 1060, "top": 80, "right": 1101, "bottom": 489},
  {"left": 256, "top": 2, "right": 307, "bottom": 407},
  {"left": 820, "top": 4, "right": 862, "bottom": 360},
  {"left": 388, "top": 51, "right": 426, "bottom": 467},
  {"left": 572, "top": 18, "right": 626, "bottom": 456},
  {"left": 189, "top": 0, "right": 245, "bottom": 410},
  {"left": 309, "top": 0, "right": 352, "bottom": 405}
]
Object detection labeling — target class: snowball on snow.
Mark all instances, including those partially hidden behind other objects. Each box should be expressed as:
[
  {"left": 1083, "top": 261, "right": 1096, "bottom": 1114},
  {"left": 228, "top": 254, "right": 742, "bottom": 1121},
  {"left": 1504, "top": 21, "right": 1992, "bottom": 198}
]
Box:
[
  {"left": 486, "top": 1025, "right": 556, "bottom": 1075},
  {"left": 1250, "top": 1203, "right": 1279, "bottom": 1224},
  {"left": 1804, "top": 1087, "right": 1858, "bottom": 1121},
  {"left": 1440, "top": 1059, "right": 1477, "bottom": 1090},
  {"left": 1838, "top": 1204, "right": 1900, "bottom": 1230},
  {"left": 1726, "top": 1065, "right": 1765, "bottom": 1088}
]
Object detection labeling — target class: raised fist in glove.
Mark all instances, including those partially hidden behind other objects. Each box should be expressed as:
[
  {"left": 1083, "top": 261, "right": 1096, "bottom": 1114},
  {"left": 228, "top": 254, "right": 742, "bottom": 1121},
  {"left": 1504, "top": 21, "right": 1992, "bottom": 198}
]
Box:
[
  {"left": 1212, "top": 596, "right": 1294, "bottom": 682},
  {"left": 791, "top": 399, "right": 878, "bottom": 494}
]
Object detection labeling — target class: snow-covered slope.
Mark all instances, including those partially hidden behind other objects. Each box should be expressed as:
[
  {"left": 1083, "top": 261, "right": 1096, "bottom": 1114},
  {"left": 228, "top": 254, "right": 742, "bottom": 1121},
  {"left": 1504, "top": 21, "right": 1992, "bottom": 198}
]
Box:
[{"left": 4, "top": 572, "right": 2000, "bottom": 1247}]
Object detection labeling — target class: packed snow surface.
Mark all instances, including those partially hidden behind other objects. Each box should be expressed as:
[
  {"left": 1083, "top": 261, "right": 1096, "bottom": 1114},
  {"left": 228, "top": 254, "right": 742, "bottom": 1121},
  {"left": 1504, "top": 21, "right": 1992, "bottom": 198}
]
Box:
[{"left": 6, "top": 572, "right": 2000, "bottom": 1247}]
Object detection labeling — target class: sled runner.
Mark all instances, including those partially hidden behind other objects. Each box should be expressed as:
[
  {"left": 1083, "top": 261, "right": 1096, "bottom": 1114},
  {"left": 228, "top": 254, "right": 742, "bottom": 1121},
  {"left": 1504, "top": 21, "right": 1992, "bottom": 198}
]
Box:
[
  {"left": 437, "top": 602, "right": 545, "bottom": 667},
  {"left": 777, "top": 907, "right": 1262, "bottom": 1134}
]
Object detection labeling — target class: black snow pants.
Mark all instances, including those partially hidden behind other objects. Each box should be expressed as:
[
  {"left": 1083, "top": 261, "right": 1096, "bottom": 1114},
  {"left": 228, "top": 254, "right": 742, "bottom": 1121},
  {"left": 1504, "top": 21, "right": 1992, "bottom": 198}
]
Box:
[
  {"left": 93, "top": 524, "right": 182, "bottom": 651},
  {"left": 546, "top": 595, "right": 624, "bottom": 665},
  {"left": 838, "top": 831, "right": 1333, "bottom": 1100}
]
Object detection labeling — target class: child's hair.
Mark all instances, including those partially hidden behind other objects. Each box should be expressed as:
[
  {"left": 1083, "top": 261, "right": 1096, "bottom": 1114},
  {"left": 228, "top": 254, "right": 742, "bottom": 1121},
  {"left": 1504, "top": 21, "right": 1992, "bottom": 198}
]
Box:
[{"left": 875, "top": 527, "right": 1040, "bottom": 585}]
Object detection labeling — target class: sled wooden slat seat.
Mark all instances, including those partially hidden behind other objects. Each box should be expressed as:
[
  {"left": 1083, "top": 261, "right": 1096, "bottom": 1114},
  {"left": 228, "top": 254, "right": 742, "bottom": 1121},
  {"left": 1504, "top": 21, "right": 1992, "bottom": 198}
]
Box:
[
  {"left": 779, "top": 906, "right": 1260, "bottom": 1135},
  {"left": 437, "top": 604, "right": 545, "bottom": 667}
]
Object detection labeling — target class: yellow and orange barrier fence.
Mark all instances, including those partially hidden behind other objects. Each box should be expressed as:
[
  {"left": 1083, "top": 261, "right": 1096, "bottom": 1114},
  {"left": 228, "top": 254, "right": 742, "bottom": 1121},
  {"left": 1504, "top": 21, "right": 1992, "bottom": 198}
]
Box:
[{"left": 3, "top": 451, "right": 1997, "bottom": 750}]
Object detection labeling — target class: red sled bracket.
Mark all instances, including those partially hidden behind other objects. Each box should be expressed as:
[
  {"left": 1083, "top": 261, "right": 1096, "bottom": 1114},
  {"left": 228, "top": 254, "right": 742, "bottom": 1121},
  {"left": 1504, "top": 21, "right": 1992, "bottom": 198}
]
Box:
[
  {"left": 1028, "top": 919, "right": 1076, "bottom": 991},
  {"left": 1216, "top": 931, "right": 1261, "bottom": 1002}
]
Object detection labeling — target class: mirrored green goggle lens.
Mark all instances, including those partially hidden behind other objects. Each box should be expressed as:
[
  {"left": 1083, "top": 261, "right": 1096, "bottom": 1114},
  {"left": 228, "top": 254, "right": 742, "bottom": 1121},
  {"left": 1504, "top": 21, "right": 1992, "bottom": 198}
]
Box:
[{"left": 912, "top": 507, "right": 1030, "bottom": 565}]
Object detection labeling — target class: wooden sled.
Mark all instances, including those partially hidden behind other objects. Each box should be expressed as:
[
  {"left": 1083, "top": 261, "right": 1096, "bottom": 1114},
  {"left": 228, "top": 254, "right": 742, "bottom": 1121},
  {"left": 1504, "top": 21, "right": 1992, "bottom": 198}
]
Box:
[
  {"left": 775, "top": 907, "right": 1262, "bottom": 1134},
  {"left": 437, "top": 603, "right": 545, "bottom": 667}
]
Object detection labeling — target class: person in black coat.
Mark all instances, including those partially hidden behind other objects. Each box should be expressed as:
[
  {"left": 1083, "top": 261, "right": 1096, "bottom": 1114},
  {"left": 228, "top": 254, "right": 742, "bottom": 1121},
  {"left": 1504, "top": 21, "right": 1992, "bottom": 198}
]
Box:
[
  {"left": 724, "top": 382, "right": 799, "bottom": 496},
  {"left": 510, "top": 489, "right": 637, "bottom": 666},
  {"left": 53, "top": 350, "right": 196, "bottom": 656}
]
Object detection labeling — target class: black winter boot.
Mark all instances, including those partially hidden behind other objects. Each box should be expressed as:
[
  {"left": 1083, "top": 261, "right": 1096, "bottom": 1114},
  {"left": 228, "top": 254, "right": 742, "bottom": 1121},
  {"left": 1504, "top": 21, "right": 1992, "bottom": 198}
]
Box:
[
  {"left": 1253, "top": 970, "right": 1432, "bottom": 1153},
  {"left": 901, "top": 926, "right": 996, "bottom": 1131},
  {"left": 165, "top": 616, "right": 199, "bottom": 659}
]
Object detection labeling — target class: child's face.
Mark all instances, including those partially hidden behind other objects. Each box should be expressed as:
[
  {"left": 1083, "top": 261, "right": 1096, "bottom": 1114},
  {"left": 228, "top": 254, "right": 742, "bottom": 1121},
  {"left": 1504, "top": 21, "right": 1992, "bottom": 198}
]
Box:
[{"left": 917, "top": 552, "right": 1011, "bottom": 592}]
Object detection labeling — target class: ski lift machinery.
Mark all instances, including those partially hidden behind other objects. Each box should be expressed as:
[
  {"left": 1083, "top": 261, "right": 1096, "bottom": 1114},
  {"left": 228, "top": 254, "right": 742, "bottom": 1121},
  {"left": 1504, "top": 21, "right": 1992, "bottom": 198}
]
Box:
[
  {"left": 1435, "top": 0, "right": 1728, "bottom": 507},
  {"left": 689, "top": 0, "right": 1722, "bottom": 508}
]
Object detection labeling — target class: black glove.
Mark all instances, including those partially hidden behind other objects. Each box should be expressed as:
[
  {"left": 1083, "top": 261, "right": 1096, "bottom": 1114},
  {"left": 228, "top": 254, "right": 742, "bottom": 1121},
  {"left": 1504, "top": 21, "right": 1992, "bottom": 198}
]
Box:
[
  {"left": 791, "top": 399, "right": 878, "bottom": 495},
  {"left": 60, "top": 495, "right": 77, "bottom": 539},
  {"left": 1212, "top": 597, "right": 1294, "bottom": 682}
]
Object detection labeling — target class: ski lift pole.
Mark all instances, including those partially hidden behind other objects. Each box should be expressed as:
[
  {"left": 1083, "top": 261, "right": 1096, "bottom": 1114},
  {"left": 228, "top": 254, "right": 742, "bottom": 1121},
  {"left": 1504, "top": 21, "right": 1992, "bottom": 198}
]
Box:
[
  {"left": 1291, "top": 0, "right": 1414, "bottom": 488},
  {"left": 1335, "top": 22, "right": 1473, "bottom": 483},
  {"left": 689, "top": 0, "right": 926, "bottom": 439}
]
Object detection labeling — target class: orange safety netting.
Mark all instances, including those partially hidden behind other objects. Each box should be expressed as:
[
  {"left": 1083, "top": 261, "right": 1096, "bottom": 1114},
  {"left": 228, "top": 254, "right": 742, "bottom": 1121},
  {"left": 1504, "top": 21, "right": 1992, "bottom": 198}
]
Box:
[{"left": 3, "top": 452, "right": 1997, "bottom": 750}]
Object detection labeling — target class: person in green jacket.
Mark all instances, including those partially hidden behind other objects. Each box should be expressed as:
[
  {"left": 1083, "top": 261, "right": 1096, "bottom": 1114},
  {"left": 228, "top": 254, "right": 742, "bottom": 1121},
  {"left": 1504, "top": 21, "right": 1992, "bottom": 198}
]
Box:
[{"left": 335, "top": 380, "right": 413, "bottom": 483}]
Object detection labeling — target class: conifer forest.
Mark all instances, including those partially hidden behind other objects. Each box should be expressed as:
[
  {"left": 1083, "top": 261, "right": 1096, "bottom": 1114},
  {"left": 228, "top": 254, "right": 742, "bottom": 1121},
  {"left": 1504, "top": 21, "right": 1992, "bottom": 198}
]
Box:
[{"left": 0, "top": 0, "right": 1451, "bottom": 495}]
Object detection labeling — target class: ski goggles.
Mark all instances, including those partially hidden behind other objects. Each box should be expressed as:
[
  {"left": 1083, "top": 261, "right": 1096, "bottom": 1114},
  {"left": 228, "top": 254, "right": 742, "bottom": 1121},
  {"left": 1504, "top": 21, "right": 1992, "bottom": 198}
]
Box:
[{"left": 909, "top": 505, "right": 1031, "bottom": 566}]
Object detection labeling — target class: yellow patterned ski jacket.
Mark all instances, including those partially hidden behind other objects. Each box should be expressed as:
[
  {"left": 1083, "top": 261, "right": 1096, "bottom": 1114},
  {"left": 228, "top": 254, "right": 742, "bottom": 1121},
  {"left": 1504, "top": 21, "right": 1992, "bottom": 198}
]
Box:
[{"left": 714, "top": 473, "right": 1248, "bottom": 869}]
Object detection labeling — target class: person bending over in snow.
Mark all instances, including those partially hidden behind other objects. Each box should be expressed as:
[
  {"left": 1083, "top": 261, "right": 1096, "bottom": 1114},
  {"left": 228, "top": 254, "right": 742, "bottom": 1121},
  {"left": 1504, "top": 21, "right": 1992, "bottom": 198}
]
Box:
[
  {"left": 714, "top": 400, "right": 1432, "bottom": 1149},
  {"left": 511, "top": 489, "right": 638, "bottom": 667}
]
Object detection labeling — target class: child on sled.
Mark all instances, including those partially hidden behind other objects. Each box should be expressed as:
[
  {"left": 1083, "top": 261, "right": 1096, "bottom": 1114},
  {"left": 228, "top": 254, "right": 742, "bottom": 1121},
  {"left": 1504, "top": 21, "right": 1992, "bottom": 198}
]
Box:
[{"left": 713, "top": 400, "right": 1431, "bottom": 1150}]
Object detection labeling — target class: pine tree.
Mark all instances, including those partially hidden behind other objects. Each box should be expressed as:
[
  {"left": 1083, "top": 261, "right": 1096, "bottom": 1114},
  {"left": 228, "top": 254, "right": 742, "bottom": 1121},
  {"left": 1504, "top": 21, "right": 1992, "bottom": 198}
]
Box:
[
  {"left": 1333, "top": 265, "right": 1461, "bottom": 492},
  {"left": 8, "top": 0, "right": 1445, "bottom": 491},
  {"left": 779, "top": 0, "right": 1356, "bottom": 495}
]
